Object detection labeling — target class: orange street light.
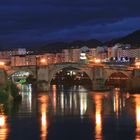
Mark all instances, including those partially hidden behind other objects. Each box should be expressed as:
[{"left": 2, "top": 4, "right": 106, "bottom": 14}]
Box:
[
  {"left": 40, "top": 58, "right": 46, "bottom": 64},
  {"left": 40, "top": 58, "right": 46, "bottom": 65},
  {"left": 0, "top": 62, "right": 5, "bottom": 66},
  {"left": 94, "top": 58, "right": 101, "bottom": 64},
  {"left": 135, "top": 62, "right": 140, "bottom": 68}
]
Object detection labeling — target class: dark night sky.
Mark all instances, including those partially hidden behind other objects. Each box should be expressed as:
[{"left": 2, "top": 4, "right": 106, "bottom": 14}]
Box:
[{"left": 1, "top": 0, "right": 140, "bottom": 48}]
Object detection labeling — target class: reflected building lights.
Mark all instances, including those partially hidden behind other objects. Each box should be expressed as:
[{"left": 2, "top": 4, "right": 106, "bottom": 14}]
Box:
[
  {"left": 69, "top": 93, "right": 72, "bottom": 111},
  {"left": 135, "top": 97, "right": 140, "bottom": 140},
  {"left": 73, "top": 94, "right": 77, "bottom": 109},
  {"left": 113, "top": 91, "right": 124, "bottom": 118},
  {"left": 94, "top": 95, "right": 102, "bottom": 140},
  {"left": 0, "top": 114, "right": 9, "bottom": 140},
  {"left": 20, "top": 84, "right": 32, "bottom": 112},
  {"left": 54, "top": 86, "right": 88, "bottom": 116},
  {"left": 0, "top": 116, "right": 5, "bottom": 127},
  {"left": 80, "top": 94, "right": 87, "bottom": 116},
  {"left": 113, "top": 92, "right": 119, "bottom": 118},
  {"left": 61, "top": 92, "right": 64, "bottom": 113},
  {"left": 96, "top": 113, "right": 101, "bottom": 126},
  {"left": 41, "top": 106, "right": 48, "bottom": 140},
  {"left": 40, "top": 96, "right": 49, "bottom": 140},
  {"left": 52, "top": 85, "right": 57, "bottom": 113}
]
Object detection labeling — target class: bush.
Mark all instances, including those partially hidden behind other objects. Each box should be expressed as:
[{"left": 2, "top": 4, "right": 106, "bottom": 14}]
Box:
[
  {"left": 0, "top": 86, "right": 9, "bottom": 103},
  {"left": 8, "top": 82, "right": 19, "bottom": 99},
  {"left": 0, "top": 81, "right": 21, "bottom": 104}
]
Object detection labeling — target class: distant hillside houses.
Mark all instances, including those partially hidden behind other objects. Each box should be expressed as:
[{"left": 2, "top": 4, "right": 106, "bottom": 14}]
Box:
[{"left": 0, "top": 43, "right": 140, "bottom": 67}]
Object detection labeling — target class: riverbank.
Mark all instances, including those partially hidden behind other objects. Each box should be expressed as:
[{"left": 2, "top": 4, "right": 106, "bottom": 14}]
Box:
[{"left": 0, "top": 82, "right": 21, "bottom": 104}]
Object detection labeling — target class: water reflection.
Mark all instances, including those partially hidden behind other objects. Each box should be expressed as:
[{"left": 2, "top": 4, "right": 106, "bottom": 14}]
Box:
[
  {"left": 3, "top": 84, "right": 140, "bottom": 140},
  {"left": 80, "top": 93, "right": 87, "bottom": 116},
  {"left": 113, "top": 88, "right": 127, "bottom": 118},
  {"left": 134, "top": 95, "right": 140, "bottom": 140},
  {"left": 38, "top": 95, "right": 49, "bottom": 140},
  {"left": 91, "top": 93, "right": 103, "bottom": 140},
  {"left": 113, "top": 89, "right": 120, "bottom": 117},
  {"left": 0, "top": 106, "right": 9, "bottom": 140},
  {"left": 51, "top": 85, "right": 88, "bottom": 117},
  {"left": 52, "top": 85, "right": 57, "bottom": 113},
  {"left": 18, "top": 84, "right": 32, "bottom": 115},
  {"left": 95, "top": 97, "right": 102, "bottom": 140}
]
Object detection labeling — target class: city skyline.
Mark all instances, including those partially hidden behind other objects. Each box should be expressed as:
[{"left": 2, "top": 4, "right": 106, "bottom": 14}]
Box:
[{"left": 0, "top": 0, "right": 140, "bottom": 47}]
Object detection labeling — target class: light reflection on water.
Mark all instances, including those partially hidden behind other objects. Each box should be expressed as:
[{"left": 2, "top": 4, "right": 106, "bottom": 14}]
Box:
[
  {"left": 38, "top": 95, "right": 49, "bottom": 140},
  {"left": 0, "top": 106, "right": 9, "bottom": 140},
  {"left": 51, "top": 85, "right": 88, "bottom": 117},
  {"left": 132, "top": 94, "right": 140, "bottom": 140},
  {"left": 2, "top": 84, "right": 140, "bottom": 139},
  {"left": 93, "top": 94, "right": 103, "bottom": 140}
]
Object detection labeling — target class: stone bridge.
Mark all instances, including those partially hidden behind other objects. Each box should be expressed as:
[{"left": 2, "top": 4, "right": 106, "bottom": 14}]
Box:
[{"left": 4, "top": 62, "right": 138, "bottom": 90}]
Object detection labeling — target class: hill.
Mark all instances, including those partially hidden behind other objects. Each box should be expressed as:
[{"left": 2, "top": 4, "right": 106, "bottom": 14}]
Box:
[
  {"left": 39, "top": 39, "right": 102, "bottom": 53},
  {"left": 106, "top": 29, "right": 140, "bottom": 47}
]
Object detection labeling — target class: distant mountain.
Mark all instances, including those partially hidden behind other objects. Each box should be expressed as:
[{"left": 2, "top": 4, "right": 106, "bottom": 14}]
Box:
[
  {"left": 68, "top": 39, "right": 102, "bottom": 48},
  {"left": 2, "top": 29, "right": 140, "bottom": 52},
  {"left": 106, "top": 29, "right": 140, "bottom": 47},
  {"left": 40, "top": 29, "right": 140, "bottom": 53},
  {"left": 39, "top": 39, "right": 102, "bottom": 53}
]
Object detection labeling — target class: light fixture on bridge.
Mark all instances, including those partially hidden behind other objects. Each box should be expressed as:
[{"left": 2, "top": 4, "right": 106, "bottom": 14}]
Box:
[
  {"left": 135, "top": 62, "right": 140, "bottom": 69},
  {"left": 0, "top": 115, "right": 5, "bottom": 127},
  {"left": 94, "top": 58, "right": 101, "bottom": 64},
  {"left": 0, "top": 62, "right": 5, "bottom": 66},
  {"left": 40, "top": 58, "right": 46, "bottom": 64}
]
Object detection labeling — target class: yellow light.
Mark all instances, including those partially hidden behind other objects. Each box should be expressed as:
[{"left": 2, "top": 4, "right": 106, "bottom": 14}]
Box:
[
  {"left": 0, "top": 62, "right": 5, "bottom": 66},
  {"left": 40, "top": 59, "right": 46, "bottom": 63},
  {"left": 135, "top": 62, "right": 140, "bottom": 68},
  {"left": 135, "top": 97, "right": 140, "bottom": 136},
  {"left": 96, "top": 113, "right": 101, "bottom": 125},
  {"left": 94, "top": 59, "right": 101, "bottom": 63},
  {"left": 41, "top": 113, "right": 46, "bottom": 127},
  {"left": 135, "top": 62, "right": 140, "bottom": 65},
  {"left": 0, "top": 115, "right": 5, "bottom": 127},
  {"left": 94, "top": 95, "right": 102, "bottom": 140}
]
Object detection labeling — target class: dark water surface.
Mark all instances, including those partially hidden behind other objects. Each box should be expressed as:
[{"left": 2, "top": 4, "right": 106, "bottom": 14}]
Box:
[{"left": 1, "top": 85, "right": 140, "bottom": 140}]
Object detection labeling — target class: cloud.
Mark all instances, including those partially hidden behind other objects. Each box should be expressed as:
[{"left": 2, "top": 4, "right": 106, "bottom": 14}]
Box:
[{"left": 0, "top": 0, "right": 140, "bottom": 47}]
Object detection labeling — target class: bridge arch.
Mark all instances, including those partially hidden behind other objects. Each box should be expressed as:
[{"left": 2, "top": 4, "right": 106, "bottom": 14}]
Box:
[
  {"left": 104, "top": 68, "right": 131, "bottom": 80},
  {"left": 48, "top": 65, "right": 92, "bottom": 86},
  {"left": 8, "top": 70, "right": 35, "bottom": 83},
  {"left": 105, "top": 71, "right": 129, "bottom": 88},
  {"left": 7, "top": 65, "right": 37, "bottom": 77},
  {"left": 48, "top": 64, "right": 92, "bottom": 82}
]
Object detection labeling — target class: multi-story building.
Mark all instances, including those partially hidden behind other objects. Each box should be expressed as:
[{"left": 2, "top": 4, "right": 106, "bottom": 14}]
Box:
[
  {"left": 62, "top": 48, "right": 81, "bottom": 62},
  {"left": 71, "top": 48, "right": 81, "bottom": 62},
  {"left": 0, "top": 50, "right": 11, "bottom": 66},
  {"left": 55, "top": 53, "right": 64, "bottom": 63},
  {"left": 89, "top": 48, "right": 97, "bottom": 58},
  {"left": 39, "top": 53, "right": 57, "bottom": 65},
  {"left": 127, "top": 48, "right": 140, "bottom": 59},
  {"left": 11, "top": 55, "right": 37, "bottom": 66}
]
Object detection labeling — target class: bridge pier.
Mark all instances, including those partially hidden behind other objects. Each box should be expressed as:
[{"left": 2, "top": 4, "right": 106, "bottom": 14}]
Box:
[
  {"left": 92, "top": 79, "right": 106, "bottom": 91},
  {"left": 0, "top": 70, "right": 7, "bottom": 85},
  {"left": 92, "top": 66, "right": 107, "bottom": 91},
  {"left": 36, "top": 80, "right": 50, "bottom": 91}
]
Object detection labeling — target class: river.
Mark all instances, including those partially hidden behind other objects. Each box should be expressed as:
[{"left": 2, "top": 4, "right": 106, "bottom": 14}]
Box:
[{"left": 0, "top": 84, "right": 140, "bottom": 140}]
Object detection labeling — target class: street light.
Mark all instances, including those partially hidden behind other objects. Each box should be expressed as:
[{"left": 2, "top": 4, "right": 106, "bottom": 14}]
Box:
[
  {"left": 0, "top": 62, "right": 5, "bottom": 66},
  {"left": 40, "top": 58, "right": 46, "bottom": 65},
  {"left": 35, "top": 56, "right": 40, "bottom": 80},
  {"left": 135, "top": 62, "right": 140, "bottom": 69},
  {"left": 94, "top": 58, "right": 101, "bottom": 64}
]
